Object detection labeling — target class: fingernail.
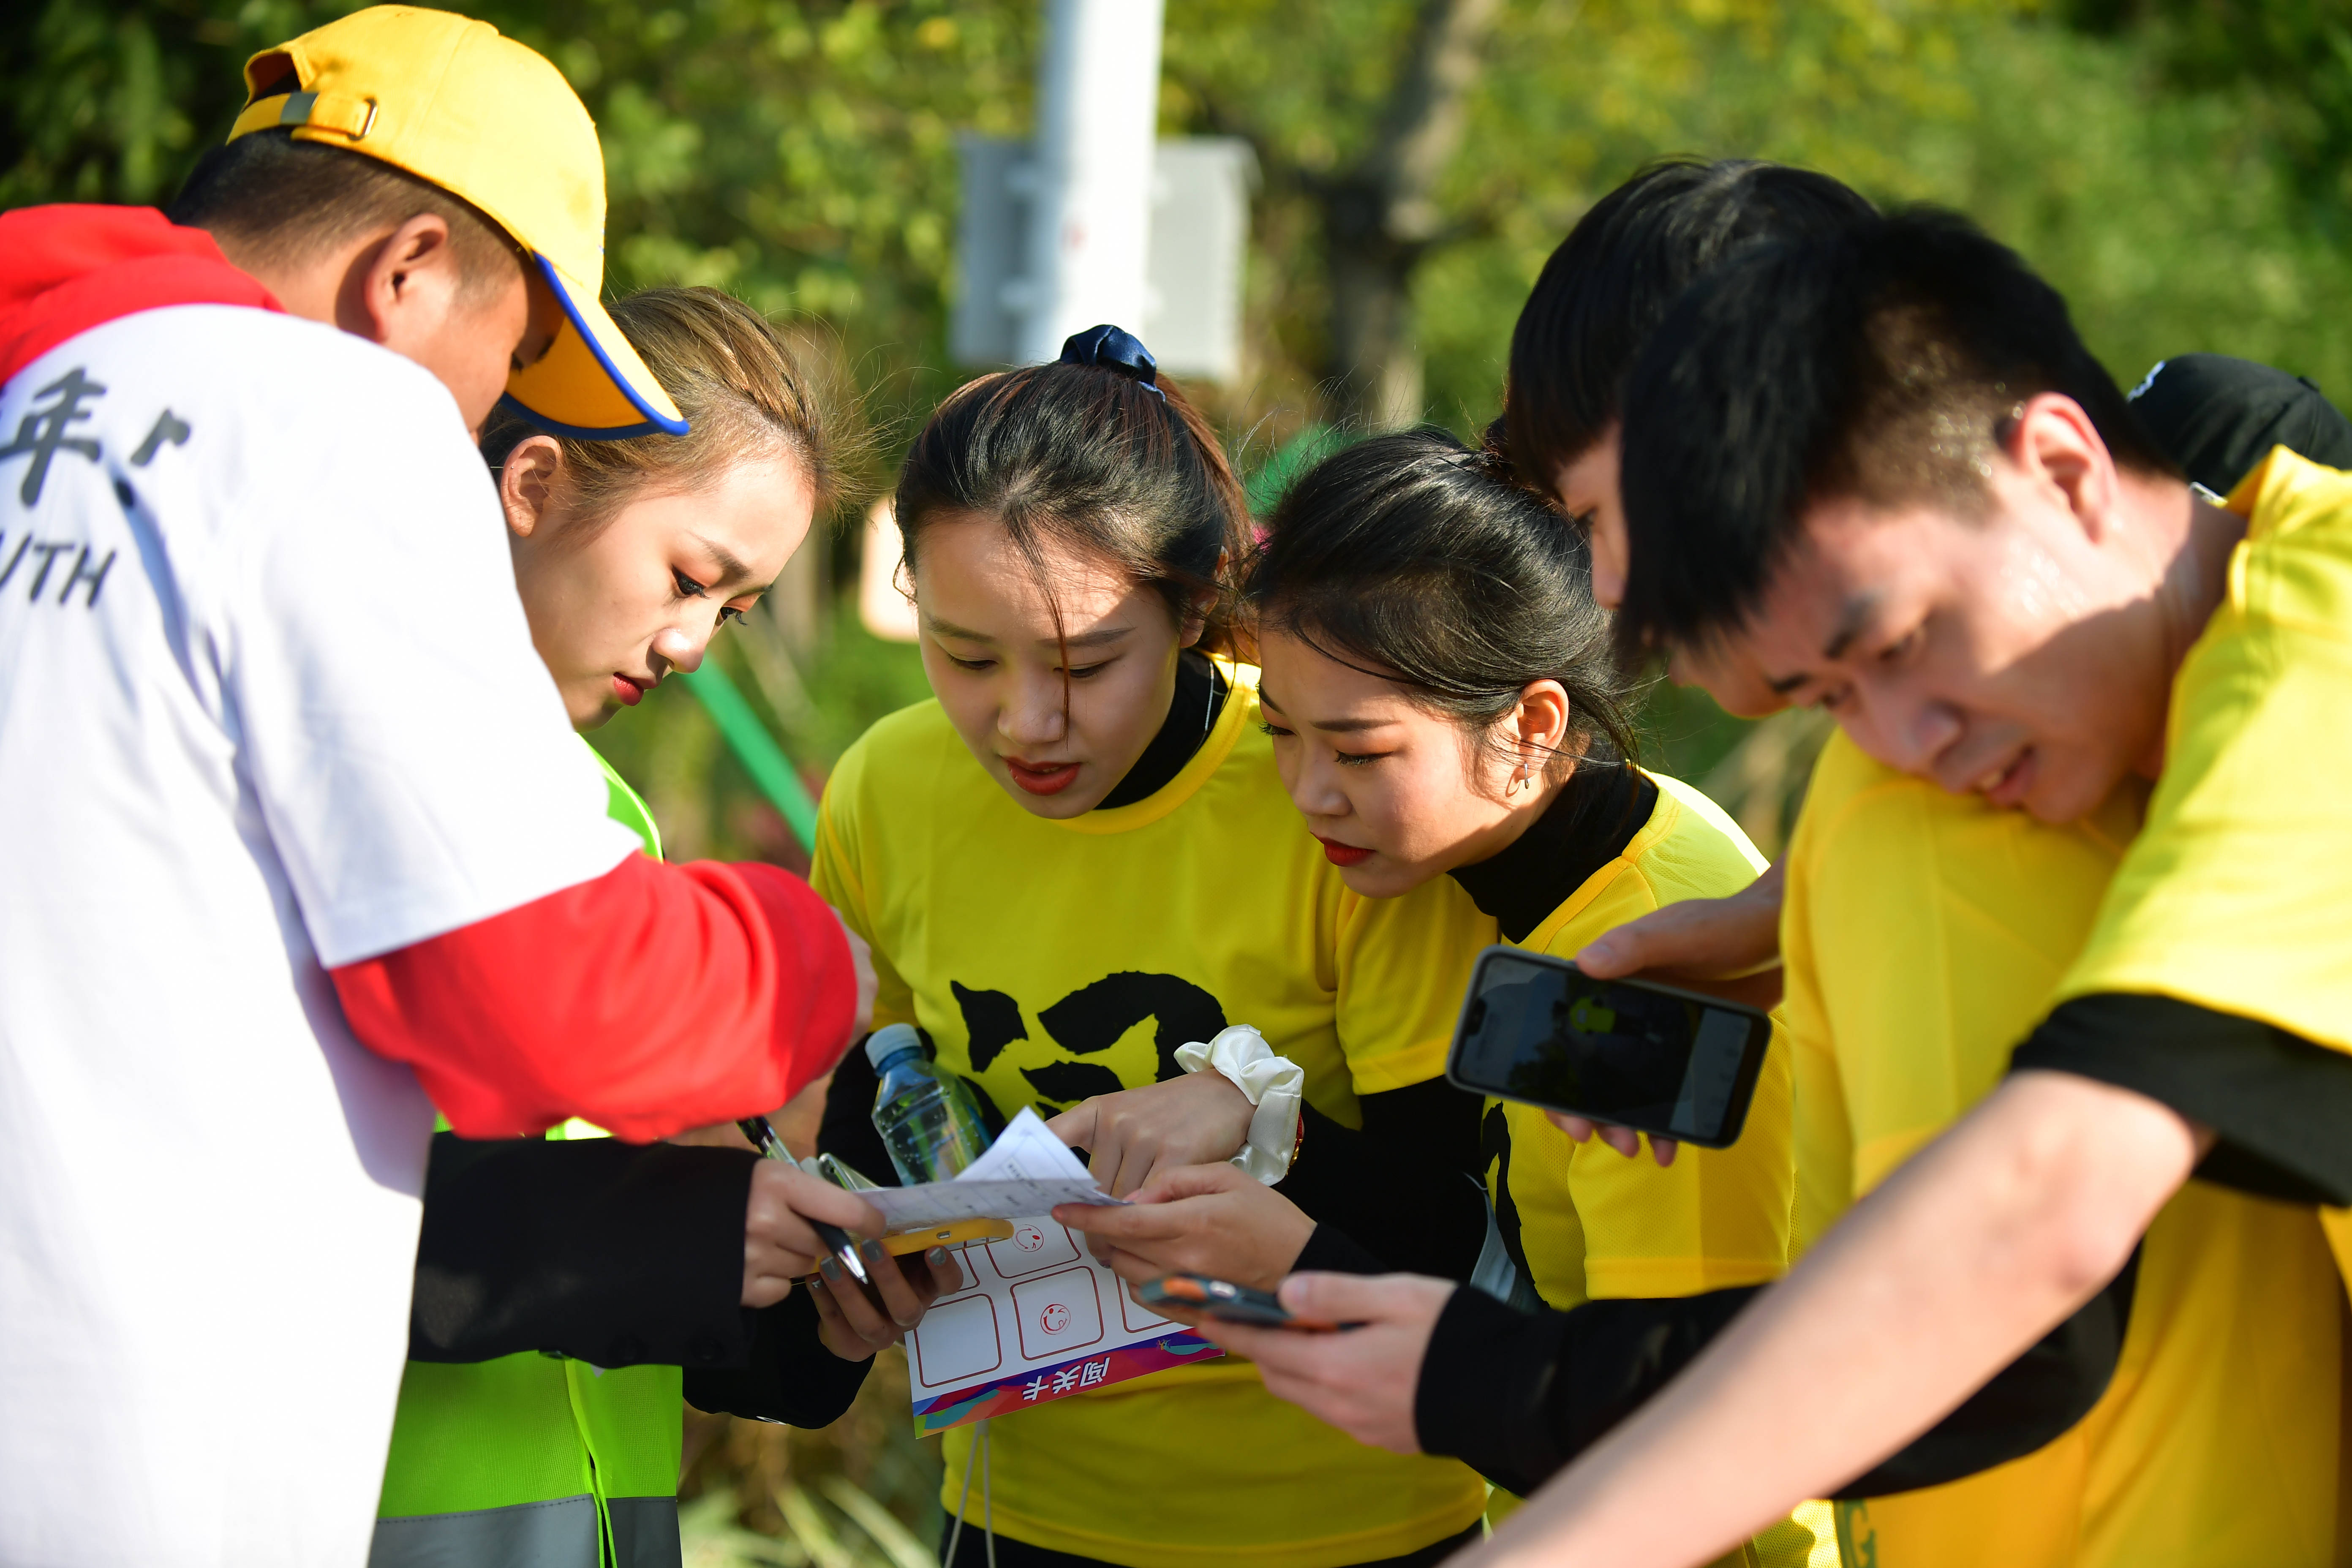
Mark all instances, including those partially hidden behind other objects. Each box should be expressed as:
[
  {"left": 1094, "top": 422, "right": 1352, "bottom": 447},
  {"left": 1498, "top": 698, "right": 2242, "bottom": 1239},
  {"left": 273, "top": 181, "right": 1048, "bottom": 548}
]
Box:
[
  {"left": 819, "top": 1257, "right": 841, "bottom": 1283},
  {"left": 860, "top": 1239, "right": 886, "bottom": 1265},
  {"left": 927, "top": 1247, "right": 950, "bottom": 1267}
]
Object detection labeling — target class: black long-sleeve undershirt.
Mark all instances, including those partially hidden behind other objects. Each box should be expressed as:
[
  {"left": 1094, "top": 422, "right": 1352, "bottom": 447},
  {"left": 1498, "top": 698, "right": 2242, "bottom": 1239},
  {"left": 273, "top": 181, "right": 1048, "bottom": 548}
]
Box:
[
  {"left": 1411, "top": 1246, "right": 2140, "bottom": 1500},
  {"left": 682, "top": 1284, "right": 879, "bottom": 1426},
  {"left": 408, "top": 1132, "right": 757, "bottom": 1370},
  {"left": 2012, "top": 992, "right": 2352, "bottom": 1205},
  {"left": 1275, "top": 1081, "right": 1487, "bottom": 1282},
  {"left": 408, "top": 1131, "right": 880, "bottom": 1424}
]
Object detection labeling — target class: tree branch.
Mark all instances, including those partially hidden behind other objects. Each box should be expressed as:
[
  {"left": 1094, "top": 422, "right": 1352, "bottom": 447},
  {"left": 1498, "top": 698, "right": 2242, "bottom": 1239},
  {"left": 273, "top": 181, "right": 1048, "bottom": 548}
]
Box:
[{"left": 1361, "top": 0, "right": 1506, "bottom": 244}]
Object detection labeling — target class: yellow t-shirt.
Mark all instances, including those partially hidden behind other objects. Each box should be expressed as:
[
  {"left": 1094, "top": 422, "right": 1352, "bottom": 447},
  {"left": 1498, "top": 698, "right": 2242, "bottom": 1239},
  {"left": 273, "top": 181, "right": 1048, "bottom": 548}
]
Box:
[
  {"left": 1785, "top": 728, "right": 2344, "bottom": 1568},
  {"left": 1369, "top": 773, "right": 1827, "bottom": 1568},
  {"left": 2055, "top": 449, "right": 2352, "bottom": 1291},
  {"left": 812, "top": 660, "right": 1486, "bottom": 1568}
]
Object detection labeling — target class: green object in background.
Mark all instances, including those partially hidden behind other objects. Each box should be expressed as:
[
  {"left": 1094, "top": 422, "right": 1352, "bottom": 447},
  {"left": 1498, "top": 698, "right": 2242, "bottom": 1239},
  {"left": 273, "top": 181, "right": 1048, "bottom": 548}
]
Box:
[
  {"left": 1244, "top": 425, "right": 1349, "bottom": 517},
  {"left": 681, "top": 662, "right": 819, "bottom": 853}
]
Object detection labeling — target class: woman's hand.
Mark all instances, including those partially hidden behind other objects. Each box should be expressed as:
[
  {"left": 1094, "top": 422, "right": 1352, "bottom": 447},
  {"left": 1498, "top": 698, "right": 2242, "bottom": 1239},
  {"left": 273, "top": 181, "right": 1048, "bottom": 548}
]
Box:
[
  {"left": 1045, "top": 1071, "right": 1256, "bottom": 1197},
  {"left": 1055, "top": 1162, "right": 1315, "bottom": 1291},
  {"left": 1195, "top": 1273, "right": 1455, "bottom": 1454},
  {"left": 1542, "top": 1111, "right": 1682, "bottom": 1169},
  {"left": 740, "top": 1160, "right": 885, "bottom": 1308},
  {"left": 811, "top": 1244, "right": 964, "bottom": 1361},
  {"left": 1560, "top": 861, "right": 1790, "bottom": 1168}
]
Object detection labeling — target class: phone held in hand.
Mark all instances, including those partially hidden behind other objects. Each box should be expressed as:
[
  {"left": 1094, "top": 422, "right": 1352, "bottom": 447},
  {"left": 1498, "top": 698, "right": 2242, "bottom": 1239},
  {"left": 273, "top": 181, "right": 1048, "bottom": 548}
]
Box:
[
  {"left": 878, "top": 1217, "right": 1015, "bottom": 1255},
  {"left": 1137, "top": 1274, "right": 1341, "bottom": 1331},
  {"left": 1445, "top": 945, "right": 1773, "bottom": 1149}
]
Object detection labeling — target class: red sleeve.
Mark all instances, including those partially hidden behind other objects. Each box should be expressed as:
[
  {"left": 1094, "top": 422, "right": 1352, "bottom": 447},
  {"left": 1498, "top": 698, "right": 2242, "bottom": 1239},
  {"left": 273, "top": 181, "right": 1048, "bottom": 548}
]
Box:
[{"left": 329, "top": 856, "right": 856, "bottom": 1141}]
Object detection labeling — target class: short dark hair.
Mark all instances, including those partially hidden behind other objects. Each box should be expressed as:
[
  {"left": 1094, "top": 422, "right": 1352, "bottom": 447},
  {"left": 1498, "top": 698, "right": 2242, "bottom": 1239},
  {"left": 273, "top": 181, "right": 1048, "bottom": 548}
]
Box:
[
  {"left": 1615, "top": 207, "right": 2178, "bottom": 658},
  {"left": 166, "top": 130, "right": 520, "bottom": 296},
  {"left": 895, "top": 359, "right": 1249, "bottom": 656},
  {"left": 1243, "top": 428, "right": 1639, "bottom": 775},
  {"left": 1503, "top": 158, "right": 1876, "bottom": 488}
]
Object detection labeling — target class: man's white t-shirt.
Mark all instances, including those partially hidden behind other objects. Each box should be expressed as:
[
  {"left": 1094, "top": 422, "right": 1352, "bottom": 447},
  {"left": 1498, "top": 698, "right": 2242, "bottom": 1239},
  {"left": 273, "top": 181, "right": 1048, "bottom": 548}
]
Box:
[{"left": 0, "top": 306, "right": 640, "bottom": 1567}]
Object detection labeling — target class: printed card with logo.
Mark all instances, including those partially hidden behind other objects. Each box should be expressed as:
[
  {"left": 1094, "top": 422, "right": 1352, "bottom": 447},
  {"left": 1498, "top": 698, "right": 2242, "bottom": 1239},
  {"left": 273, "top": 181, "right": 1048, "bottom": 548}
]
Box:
[{"left": 905, "top": 1214, "right": 1221, "bottom": 1433}]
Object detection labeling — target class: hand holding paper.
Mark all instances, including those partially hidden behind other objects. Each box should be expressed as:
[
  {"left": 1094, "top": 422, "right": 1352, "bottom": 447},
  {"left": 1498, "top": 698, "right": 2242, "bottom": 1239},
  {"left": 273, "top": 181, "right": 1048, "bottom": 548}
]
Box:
[
  {"left": 1055, "top": 1161, "right": 1316, "bottom": 1291},
  {"left": 897, "top": 1112, "right": 1221, "bottom": 1432},
  {"left": 865, "top": 1107, "right": 1127, "bottom": 1229}
]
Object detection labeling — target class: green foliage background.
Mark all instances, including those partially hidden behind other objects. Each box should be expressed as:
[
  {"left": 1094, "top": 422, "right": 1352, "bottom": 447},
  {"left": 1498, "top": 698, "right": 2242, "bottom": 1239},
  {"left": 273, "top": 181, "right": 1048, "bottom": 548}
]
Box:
[
  {"left": 11, "top": 0, "right": 2344, "bottom": 851},
  {"left": 7, "top": 0, "right": 2348, "bottom": 1551}
]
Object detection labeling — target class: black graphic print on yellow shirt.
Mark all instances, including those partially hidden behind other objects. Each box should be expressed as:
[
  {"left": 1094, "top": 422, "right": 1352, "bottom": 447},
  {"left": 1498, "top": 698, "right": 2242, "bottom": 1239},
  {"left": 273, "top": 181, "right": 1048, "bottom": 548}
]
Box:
[{"left": 808, "top": 665, "right": 1493, "bottom": 1567}]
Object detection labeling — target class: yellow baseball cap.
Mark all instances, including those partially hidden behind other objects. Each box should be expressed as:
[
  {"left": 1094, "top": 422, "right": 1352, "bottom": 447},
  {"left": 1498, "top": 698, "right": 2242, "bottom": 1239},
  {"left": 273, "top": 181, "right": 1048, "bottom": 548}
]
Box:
[{"left": 229, "top": 5, "right": 686, "bottom": 438}]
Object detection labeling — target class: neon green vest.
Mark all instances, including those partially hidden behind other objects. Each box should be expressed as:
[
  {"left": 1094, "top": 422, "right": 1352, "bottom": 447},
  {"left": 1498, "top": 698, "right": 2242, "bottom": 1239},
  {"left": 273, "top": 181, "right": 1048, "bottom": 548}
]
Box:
[{"left": 371, "top": 742, "right": 685, "bottom": 1568}]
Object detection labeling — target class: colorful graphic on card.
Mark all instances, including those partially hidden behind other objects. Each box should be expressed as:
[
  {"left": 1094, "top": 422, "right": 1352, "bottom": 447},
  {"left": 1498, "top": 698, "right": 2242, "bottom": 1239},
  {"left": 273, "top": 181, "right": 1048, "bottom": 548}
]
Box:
[{"left": 905, "top": 1216, "right": 1224, "bottom": 1432}]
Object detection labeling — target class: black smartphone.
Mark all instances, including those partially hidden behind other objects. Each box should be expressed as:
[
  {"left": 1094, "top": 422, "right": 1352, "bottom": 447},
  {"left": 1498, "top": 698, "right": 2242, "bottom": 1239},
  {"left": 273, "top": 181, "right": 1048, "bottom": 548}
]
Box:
[
  {"left": 1445, "top": 945, "right": 1773, "bottom": 1149},
  {"left": 1135, "top": 1274, "right": 1339, "bottom": 1331}
]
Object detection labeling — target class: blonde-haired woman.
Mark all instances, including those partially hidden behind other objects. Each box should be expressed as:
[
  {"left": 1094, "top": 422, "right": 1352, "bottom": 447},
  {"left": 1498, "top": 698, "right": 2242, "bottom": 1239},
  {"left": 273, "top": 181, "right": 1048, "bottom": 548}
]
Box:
[{"left": 371, "top": 287, "right": 954, "bottom": 1568}]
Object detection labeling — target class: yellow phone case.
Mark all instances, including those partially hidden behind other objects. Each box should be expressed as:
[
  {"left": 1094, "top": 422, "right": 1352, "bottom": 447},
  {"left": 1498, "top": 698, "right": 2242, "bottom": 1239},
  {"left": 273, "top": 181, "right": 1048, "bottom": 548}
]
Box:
[{"left": 879, "top": 1217, "right": 1014, "bottom": 1254}]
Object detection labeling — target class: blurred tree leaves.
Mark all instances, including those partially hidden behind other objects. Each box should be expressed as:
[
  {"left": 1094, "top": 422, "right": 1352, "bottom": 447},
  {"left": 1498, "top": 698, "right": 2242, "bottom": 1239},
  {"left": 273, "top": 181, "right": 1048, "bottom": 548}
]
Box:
[
  {"left": 11, "top": 0, "right": 2351, "bottom": 440},
  {"left": 7, "top": 0, "right": 2351, "bottom": 837},
  {"left": 2063, "top": 0, "right": 2352, "bottom": 222}
]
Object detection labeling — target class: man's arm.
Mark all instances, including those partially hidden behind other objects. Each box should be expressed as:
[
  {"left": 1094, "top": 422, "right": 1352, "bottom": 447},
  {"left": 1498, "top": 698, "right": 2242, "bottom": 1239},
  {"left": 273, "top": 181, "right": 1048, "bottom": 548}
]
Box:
[
  {"left": 410, "top": 1130, "right": 890, "bottom": 1367},
  {"left": 409, "top": 1132, "right": 758, "bottom": 1367},
  {"left": 332, "top": 857, "right": 858, "bottom": 1141},
  {"left": 1460, "top": 1070, "right": 2202, "bottom": 1568},
  {"left": 1206, "top": 1236, "right": 2134, "bottom": 1499}
]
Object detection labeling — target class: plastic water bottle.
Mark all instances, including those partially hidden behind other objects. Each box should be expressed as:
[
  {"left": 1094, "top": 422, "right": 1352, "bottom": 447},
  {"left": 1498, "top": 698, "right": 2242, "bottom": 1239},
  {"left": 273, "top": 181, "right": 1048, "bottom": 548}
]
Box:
[{"left": 868, "top": 1024, "right": 990, "bottom": 1184}]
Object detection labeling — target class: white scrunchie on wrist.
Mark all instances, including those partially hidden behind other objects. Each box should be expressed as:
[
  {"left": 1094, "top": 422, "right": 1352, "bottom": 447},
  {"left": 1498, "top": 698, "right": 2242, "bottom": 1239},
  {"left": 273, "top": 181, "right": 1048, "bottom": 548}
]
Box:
[{"left": 1173, "top": 1023, "right": 1304, "bottom": 1185}]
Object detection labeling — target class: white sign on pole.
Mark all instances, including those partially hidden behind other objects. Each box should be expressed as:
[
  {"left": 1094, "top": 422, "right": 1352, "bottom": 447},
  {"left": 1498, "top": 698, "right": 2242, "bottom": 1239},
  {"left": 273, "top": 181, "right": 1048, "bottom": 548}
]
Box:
[{"left": 950, "top": 0, "right": 1256, "bottom": 381}]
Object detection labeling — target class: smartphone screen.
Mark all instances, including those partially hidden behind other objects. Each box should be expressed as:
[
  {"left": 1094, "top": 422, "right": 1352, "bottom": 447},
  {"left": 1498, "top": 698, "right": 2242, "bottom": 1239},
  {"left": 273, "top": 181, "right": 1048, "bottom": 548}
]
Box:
[{"left": 1445, "top": 947, "right": 1772, "bottom": 1148}]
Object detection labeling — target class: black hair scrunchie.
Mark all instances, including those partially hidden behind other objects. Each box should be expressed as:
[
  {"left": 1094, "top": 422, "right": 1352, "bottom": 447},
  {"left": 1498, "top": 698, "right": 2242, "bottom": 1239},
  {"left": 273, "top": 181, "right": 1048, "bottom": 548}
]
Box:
[{"left": 1059, "top": 323, "right": 1165, "bottom": 399}]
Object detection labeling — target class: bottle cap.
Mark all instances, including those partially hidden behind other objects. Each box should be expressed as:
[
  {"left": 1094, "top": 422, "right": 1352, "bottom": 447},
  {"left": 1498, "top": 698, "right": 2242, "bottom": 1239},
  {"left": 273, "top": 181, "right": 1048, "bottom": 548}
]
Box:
[{"left": 864, "top": 1023, "right": 925, "bottom": 1072}]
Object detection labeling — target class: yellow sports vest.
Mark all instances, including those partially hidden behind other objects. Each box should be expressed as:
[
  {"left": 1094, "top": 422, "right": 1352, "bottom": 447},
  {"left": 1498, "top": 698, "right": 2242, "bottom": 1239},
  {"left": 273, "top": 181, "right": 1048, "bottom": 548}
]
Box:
[{"left": 370, "top": 741, "right": 685, "bottom": 1568}]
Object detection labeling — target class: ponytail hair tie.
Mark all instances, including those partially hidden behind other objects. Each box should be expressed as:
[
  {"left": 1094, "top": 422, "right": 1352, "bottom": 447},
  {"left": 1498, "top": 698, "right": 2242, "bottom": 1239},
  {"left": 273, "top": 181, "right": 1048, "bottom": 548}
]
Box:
[{"left": 1059, "top": 324, "right": 1165, "bottom": 399}]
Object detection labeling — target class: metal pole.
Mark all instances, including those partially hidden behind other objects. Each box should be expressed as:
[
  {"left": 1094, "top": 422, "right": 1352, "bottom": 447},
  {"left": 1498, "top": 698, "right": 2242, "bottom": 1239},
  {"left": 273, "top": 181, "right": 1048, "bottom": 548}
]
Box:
[{"left": 1013, "top": 0, "right": 1168, "bottom": 364}]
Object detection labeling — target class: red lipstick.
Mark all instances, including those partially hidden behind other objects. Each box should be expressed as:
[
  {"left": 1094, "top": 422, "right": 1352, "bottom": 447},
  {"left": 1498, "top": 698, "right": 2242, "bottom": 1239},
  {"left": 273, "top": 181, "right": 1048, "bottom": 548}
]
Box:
[
  {"left": 1315, "top": 836, "right": 1373, "bottom": 867},
  {"left": 1005, "top": 758, "right": 1082, "bottom": 796}
]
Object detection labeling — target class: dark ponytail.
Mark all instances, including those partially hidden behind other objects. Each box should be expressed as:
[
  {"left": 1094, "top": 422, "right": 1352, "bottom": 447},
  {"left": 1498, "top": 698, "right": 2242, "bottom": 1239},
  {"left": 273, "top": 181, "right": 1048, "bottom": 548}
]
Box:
[
  {"left": 1244, "top": 427, "right": 1639, "bottom": 776},
  {"left": 894, "top": 344, "right": 1249, "bottom": 656}
]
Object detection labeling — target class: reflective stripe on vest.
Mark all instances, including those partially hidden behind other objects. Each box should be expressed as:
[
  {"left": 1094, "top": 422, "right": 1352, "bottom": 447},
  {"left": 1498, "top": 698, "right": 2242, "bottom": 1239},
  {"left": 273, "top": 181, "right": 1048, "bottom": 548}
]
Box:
[
  {"left": 368, "top": 1496, "right": 681, "bottom": 1568},
  {"left": 374, "top": 739, "right": 680, "bottom": 1568}
]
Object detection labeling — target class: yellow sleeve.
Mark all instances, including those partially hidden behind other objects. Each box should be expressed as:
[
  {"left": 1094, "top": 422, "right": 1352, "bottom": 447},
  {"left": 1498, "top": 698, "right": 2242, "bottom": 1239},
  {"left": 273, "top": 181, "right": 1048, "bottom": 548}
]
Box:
[
  {"left": 1792, "top": 732, "right": 2133, "bottom": 1197},
  {"left": 2057, "top": 523, "right": 2352, "bottom": 1053},
  {"left": 1331, "top": 877, "right": 1494, "bottom": 1096},
  {"left": 809, "top": 743, "right": 917, "bottom": 1034}
]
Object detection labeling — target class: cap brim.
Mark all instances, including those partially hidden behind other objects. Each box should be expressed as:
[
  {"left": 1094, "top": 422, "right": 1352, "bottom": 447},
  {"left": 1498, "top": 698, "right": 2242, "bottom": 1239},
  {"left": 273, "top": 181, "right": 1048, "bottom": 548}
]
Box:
[{"left": 503, "top": 256, "right": 688, "bottom": 439}]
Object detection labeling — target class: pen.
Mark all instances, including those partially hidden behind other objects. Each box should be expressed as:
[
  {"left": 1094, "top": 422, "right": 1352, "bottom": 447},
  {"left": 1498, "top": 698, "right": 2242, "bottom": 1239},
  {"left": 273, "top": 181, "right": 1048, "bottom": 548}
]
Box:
[{"left": 738, "top": 1115, "right": 870, "bottom": 1285}]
